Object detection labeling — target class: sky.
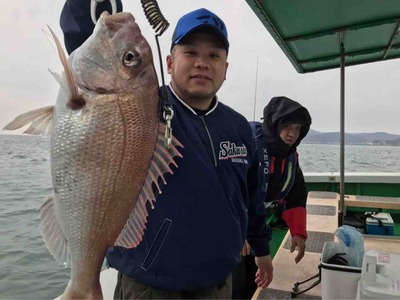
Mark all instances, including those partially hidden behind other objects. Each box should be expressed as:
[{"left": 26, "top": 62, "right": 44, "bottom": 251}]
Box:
[{"left": 1, "top": 0, "right": 400, "bottom": 135}]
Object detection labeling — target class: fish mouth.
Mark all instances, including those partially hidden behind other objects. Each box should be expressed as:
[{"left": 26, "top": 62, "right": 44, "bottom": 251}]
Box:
[{"left": 104, "top": 12, "right": 135, "bottom": 28}]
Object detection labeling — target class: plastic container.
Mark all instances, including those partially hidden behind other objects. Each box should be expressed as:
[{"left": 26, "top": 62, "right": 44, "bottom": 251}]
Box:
[
  {"left": 366, "top": 212, "right": 394, "bottom": 235},
  {"left": 321, "top": 241, "right": 362, "bottom": 299},
  {"left": 357, "top": 249, "right": 400, "bottom": 299}
]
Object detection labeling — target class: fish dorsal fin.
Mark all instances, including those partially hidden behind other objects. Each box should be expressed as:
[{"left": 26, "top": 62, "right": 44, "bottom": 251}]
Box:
[
  {"left": 2, "top": 105, "right": 54, "bottom": 135},
  {"left": 39, "top": 195, "right": 70, "bottom": 267},
  {"left": 114, "top": 122, "right": 183, "bottom": 248}
]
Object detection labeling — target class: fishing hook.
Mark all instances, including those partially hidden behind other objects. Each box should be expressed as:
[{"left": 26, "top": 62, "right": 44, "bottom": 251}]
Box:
[
  {"left": 141, "top": 0, "right": 173, "bottom": 147},
  {"left": 91, "top": 0, "right": 117, "bottom": 24},
  {"left": 163, "top": 107, "right": 174, "bottom": 149}
]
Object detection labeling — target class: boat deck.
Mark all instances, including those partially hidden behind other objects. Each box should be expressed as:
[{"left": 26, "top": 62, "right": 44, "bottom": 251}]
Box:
[
  {"left": 344, "top": 194, "right": 400, "bottom": 210},
  {"left": 254, "top": 192, "right": 400, "bottom": 300},
  {"left": 254, "top": 192, "right": 338, "bottom": 299}
]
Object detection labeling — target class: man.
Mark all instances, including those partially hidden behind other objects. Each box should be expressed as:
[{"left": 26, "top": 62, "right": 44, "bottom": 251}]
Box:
[
  {"left": 60, "top": 1, "right": 273, "bottom": 298},
  {"left": 233, "top": 96, "right": 312, "bottom": 299}
]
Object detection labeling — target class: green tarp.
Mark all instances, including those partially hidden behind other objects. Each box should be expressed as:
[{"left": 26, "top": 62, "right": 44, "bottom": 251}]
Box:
[{"left": 246, "top": 0, "right": 400, "bottom": 73}]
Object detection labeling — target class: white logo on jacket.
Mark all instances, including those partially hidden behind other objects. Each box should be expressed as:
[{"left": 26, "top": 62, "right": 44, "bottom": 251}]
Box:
[
  {"left": 218, "top": 141, "right": 248, "bottom": 164},
  {"left": 263, "top": 148, "right": 269, "bottom": 175}
]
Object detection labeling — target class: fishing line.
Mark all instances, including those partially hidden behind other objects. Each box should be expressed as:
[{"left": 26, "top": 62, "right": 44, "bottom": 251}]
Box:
[
  {"left": 141, "top": 0, "right": 173, "bottom": 148},
  {"left": 141, "top": 0, "right": 169, "bottom": 88}
]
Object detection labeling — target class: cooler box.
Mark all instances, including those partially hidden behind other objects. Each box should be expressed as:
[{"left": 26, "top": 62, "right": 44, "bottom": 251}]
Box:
[
  {"left": 357, "top": 249, "right": 400, "bottom": 299},
  {"left": 366, "top": 212, "right": 394, "bottom": 235},
  {"left": 321, "top": 241, "right": 362, "bottom": 299}
]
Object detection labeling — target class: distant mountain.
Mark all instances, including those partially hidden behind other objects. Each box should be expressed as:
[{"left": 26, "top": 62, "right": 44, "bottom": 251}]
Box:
[
  {"left": 306, "top": 129, "right": 321, "bottom": 138},
  {"left": 303, "top": 129, "right": 400, "bottom": 145},
  {"left": 352, "top": 132, "right": 400, "bottom": 141},
  {"left": 374, "top": 137, "right": 400, "bottom": 146}
]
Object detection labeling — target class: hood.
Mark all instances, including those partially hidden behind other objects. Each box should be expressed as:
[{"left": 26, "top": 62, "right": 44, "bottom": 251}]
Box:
[{"left": 262, "top": 96, "right": 312, "bottom": 157}]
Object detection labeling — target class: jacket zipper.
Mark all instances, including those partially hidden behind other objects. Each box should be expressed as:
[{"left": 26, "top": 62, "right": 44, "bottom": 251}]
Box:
[{"left": 200, "top": 116, "right": 218, "bottom": 167}]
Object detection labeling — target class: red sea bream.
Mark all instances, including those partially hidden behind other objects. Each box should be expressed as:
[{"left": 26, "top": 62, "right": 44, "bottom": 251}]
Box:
[{"left": 3, "top": 12, "right": 182, "bottom": 299}]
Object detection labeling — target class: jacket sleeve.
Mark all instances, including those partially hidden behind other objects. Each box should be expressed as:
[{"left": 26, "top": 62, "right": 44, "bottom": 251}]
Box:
[
  {"left": 282, "top": 157, "right": 308, "bottom": 239},
  {"left": 246, "top": 136, "right": 272, "bottom": 257},
  {"left": 60, "top": 0, "right": 123, "bottom": 54}
]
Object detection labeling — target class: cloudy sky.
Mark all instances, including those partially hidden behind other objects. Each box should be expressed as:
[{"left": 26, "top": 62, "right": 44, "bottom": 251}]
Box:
[{"left": 1, "top": 0, "right": 400, "bottom": 135}]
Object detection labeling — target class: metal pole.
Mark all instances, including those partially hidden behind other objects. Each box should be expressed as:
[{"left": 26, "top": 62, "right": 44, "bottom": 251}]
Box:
[
  {"left": 253, "top": 55, "right": 259, "bottom": 121},
  {"left": 339, "top": 32, "right": 345, "bottom": 226}
]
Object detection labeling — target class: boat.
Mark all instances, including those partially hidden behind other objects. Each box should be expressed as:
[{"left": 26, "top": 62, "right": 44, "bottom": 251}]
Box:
[{"left": 243, "top": 1, "right": 400, "bottom": 298}]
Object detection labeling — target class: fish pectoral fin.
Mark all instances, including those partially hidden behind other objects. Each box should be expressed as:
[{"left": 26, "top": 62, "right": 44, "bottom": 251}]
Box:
[
  {"left": 46, "top": 26, "right": 84, "bottom": 111},
  {"left": 2, "top": 105, "right": 54, "bottom": 135},
  {"left": 39, "top": 194, "right": 70, "bottom": 266},
  {"left": 114, "top": 122, "right": 183, "bottom": 249}
]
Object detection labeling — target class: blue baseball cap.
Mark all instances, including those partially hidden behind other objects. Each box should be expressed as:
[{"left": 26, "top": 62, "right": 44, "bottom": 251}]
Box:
[{"left": 171, "top": 8, "right": 229, "bottom": 52}]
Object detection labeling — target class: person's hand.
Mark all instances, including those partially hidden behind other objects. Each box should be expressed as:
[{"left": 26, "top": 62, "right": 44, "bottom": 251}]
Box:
[
  {"left": 254, "top": 255, "right": 273, "bottom": 288},
  {"left": 240, "top": 240, "right": 251, "bottom": 256},
  {"left": 291, "top": 235, "right": 306, "bottom": 263}
]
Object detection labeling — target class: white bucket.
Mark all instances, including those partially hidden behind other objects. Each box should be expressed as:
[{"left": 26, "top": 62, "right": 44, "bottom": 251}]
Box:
[{"left": 321, "top": 241, "right": 362, "bottom": 299}]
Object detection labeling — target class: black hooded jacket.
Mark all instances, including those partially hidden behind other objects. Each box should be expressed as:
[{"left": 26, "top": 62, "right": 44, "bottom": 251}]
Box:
[
  {"left": 262, "top": 97, "right": 311, "bottom": 159},
  {"left": 250, "top": 96, "right": 311, "bottom": 226}
]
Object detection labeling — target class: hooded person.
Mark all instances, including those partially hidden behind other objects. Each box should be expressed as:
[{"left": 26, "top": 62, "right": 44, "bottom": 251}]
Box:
[
  {"left": 232, "top": 96, "right": 312, "bottom": 299},
  {"left": 261, "top": 96, "right": 311, "bottom": 157}
]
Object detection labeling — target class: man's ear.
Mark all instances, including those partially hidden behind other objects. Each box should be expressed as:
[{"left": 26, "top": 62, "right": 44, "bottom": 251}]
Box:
[
  {"left": 166, "top": 54, "right": 172, "bottom": 74},
  {"left": 224, "top": 61, "right": 229, "bottom": 80}
]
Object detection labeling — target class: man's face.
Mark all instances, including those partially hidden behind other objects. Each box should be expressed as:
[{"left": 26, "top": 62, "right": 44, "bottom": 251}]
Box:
[
  {"left": 166, "top": 32, "right": 228, "bottom": 110},
  {"left": 279, "top": 123, "right": 302, "bottom": 146}
]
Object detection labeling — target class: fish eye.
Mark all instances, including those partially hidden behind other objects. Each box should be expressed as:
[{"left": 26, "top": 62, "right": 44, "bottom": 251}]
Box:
[{"left": 123, "top": 51, "right": 141, "bottom": 67}]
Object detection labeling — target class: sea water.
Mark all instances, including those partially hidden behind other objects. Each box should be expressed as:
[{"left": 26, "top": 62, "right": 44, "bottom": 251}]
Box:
[{"left": 1, "top": 134, "right": 400, "bottom": 299}]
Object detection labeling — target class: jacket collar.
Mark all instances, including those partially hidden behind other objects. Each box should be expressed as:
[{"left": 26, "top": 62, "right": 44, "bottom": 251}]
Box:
[{"left": 168, "top": 84, "right": 219, "bottom": 116}]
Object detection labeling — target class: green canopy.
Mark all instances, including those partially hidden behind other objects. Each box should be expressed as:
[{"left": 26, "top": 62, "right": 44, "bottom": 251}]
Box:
[
  {"left": 246, "top": 0, "right": 400, "bottom": 73},
  {"left": 245, "top": 0, "right": 400, "bottom": 225}
]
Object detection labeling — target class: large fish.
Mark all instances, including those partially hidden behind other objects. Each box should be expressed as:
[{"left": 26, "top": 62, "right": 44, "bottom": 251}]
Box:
[{"left": 3, "top": 12, "right": 182, "bottom": 299}]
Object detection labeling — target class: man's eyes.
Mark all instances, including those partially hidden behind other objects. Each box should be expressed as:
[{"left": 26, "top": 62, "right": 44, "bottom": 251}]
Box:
[
  {"left": 183, "top": 50, "right": 221, "bottom": 58},
  {"left": 185, "top": 50, "right": 196, "bottom": 55}
]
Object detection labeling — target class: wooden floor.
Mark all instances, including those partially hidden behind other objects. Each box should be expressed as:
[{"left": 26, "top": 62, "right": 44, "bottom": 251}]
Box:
[
  {"left": 254, "top": 192, "right": 400, "bottom": 300},
  {"left": 254, "top": 192, "right": 339, "bottom": 299},
  {"left": 344, "top": 194, "right": 400, "bottom": 210}
]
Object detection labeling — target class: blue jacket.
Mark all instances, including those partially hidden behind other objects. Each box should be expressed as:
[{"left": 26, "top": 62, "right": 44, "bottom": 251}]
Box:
[
  {"left": 107, "top": 88, "right": 270, "bottom": 290},
  {"left": 60, "top": 0, "right": 271, "bottom": 291}
]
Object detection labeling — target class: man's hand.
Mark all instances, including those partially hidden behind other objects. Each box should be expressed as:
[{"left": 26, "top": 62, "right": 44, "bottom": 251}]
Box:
[
  {"left": 254, "top": 255, "right": 273, "bottom": 288},
  {"left": 291, "top": 235, "right": 306, "bottom": 264},
  {"left": 240, "top": 240, "right": 251, "bottom": 256}
]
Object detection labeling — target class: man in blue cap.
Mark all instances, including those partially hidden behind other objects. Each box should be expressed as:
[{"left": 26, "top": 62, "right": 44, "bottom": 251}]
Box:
[{"left": 60, "top": 1, "right": 273, "bottom": 298}]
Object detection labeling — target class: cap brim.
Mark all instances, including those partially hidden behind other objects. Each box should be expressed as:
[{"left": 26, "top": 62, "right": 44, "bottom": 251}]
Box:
[{"left": 173, "top": 24, "right": 229, "bottom": 51}]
